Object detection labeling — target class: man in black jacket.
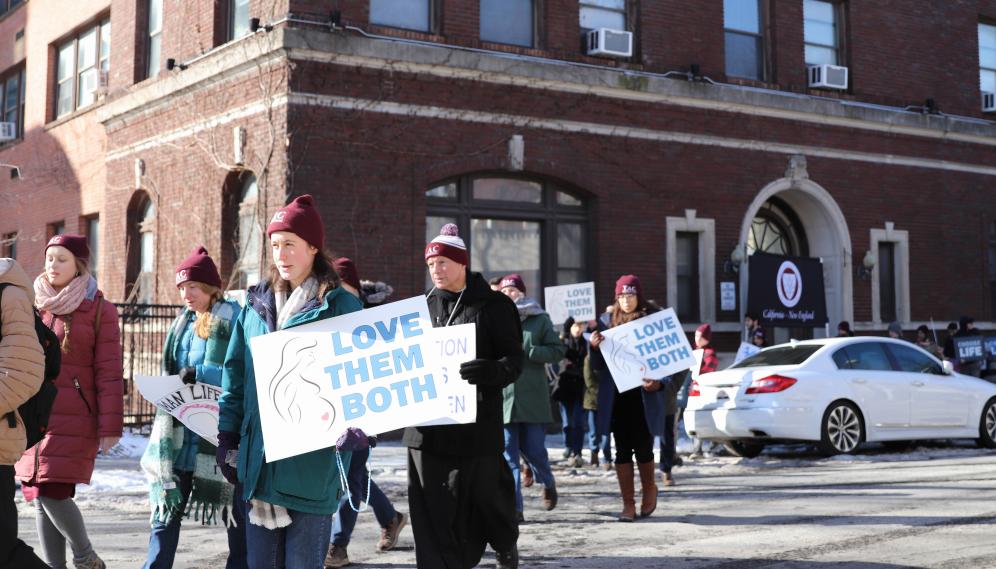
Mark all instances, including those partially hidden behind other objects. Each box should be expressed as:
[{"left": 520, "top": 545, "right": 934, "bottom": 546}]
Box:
[{"left": 404, "top": 224, "right": 525, "bottom": 569}]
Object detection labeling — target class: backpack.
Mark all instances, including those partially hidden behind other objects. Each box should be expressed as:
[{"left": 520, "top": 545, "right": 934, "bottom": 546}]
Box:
[{"left": 0, "top": 282, "right": 62, "bottom": 449}]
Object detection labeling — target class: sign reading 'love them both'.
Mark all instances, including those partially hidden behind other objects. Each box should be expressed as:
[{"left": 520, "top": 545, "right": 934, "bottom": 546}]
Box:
[
  {"left": 598, "top": 307, "right": 697, "bottom": 392},
  {"left": 249, "top": 296, "right": 476, "bottom": 462}
]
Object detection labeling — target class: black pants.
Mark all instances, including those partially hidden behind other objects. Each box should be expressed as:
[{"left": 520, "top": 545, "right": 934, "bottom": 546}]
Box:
[
  {"left": 612, "top": 389, "right": 654, "bottom": 464},
  {"left": 407, "top": 448, "right": 518, "bottom": 569},
  {"left": 1, "top": 464, "right": 47, "bottom": 569},
  {"left": 659, "top": 414, "right": 677, "bottom": 473}
]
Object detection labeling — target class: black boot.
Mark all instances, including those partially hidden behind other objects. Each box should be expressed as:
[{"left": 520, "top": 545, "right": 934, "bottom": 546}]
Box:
[{"left": 496, "top": 544, "right": 519, "bottom": 569}]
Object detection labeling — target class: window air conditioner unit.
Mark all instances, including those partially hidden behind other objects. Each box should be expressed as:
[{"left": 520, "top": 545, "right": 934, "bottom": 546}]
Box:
[
  {"left": 586, "top": 28, "right": 633, "bottom": 58},
  {"left": 0, "top": 122, "right": 16, "bottom": 141},
  {"left": 82, "top": 68, "right": 109, "bottom": 96},
  {"left": 807, "top": 64, "right": 848, "bottom": 90},
  {"left": 984, "top": 92, "right": 996, "bottom": 113}
]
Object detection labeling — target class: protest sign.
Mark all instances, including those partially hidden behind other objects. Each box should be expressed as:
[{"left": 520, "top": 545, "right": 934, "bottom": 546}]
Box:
[
  {"left": 734, "top": 342, "right": 761, "bottom": 363},
  {"left": 747, "top": 251, "right": 827, "bottom": 328},
  {"left": 690, "top": 349, "right": 704, "bottom": 380},
  {"left": 412, "top": 324, "right": 477, "bottom": 427},
  {"left": 599, "top": 307, "right": 696, "bottom": 392},
  {"left": 134, "top": 375, "right": 223, "bottom": 445},
  {"left": 953, "top": 336, "right": 985, "bottom": 362},
  {"left": 249, "top": 296, "right": 475, "bottom": 462},
  {"left": 986, "top": 337, "right": 996, "bottom": 356},
  {"left": 544, "top": 282, "right": 596, "bottom": 326}
]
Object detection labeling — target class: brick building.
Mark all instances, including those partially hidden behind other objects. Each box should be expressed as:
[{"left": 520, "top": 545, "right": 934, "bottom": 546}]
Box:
[{"left": 2, "top": 0, "right": 996, "bottom": 348}]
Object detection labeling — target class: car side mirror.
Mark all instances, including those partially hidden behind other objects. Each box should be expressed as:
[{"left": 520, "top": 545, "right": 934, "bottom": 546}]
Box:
[{"left": 942, "top": 361, "right": 954, "bottom": 375}]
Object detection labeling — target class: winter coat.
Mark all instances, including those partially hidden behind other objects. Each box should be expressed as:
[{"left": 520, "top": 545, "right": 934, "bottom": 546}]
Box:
[
  {"left": 944, "top": 316, "right": 981, "bottom": 359},
  {"left": 165, "top": 299, "right": 240, "bottom": 471},
  {"left": 664, "top": 369, "right": 687, "bottom": 416},
  {"left": 0, "top": 260, "right": 46, "bottom": 465},
  {"left": 218, "top": 280, "right": 362, "bottom": 514},
  {"left": 403, "top": 270, "right": 525, "bottom": 456},
  {"left": 16, "top": 278, "right": 123, "bottom": 485},
  {"left": 590, "top": 312, "right": 671, "bottom": 438},
  {"left": 503, "top": 305, "right": 564, "bottom": 424},
  {"left": 582, "top": 353, "right": 599, "bottom": 411}
]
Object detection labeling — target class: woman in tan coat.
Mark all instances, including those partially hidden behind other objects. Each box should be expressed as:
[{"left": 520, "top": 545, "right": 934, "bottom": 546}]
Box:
[{"left": 0, "top": 257, "right": 48, "bottom": 569}]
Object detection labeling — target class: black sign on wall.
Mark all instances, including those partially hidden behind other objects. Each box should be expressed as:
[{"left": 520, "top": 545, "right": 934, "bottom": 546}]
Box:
[{"left": 746, "top": 251, "right": 828, "bottom": 328}]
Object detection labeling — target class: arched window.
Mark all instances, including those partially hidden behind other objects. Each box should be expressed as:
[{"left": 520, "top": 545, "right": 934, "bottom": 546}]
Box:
[
  {"left": 233, "top": 174, "right": 261, "bottom": 289},
  {"left": 426, "top": 175, "right": 590, "bottom": 296},
  {"left": 126, "top": 192, "right": 155, "bottom": 303},
  {"left": 747, "top": 197, "right": 808, "bottom": 256}
]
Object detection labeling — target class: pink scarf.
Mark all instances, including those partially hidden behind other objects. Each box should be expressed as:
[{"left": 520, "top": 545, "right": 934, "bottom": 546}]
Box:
[{"left": 34, "top": 274, "right": 89, "bottom": 315}]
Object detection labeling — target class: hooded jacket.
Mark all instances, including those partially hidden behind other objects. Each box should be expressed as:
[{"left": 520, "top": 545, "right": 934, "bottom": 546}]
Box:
[
  {"left": 943, "top": 316, "right": 981, "bottom": 359},
  {"left": 502, "top": 297, "right": 563, "bottom": 424},
  {"left": 0, "top": 260, "right": 46, "bottom": 465},
  {"left": 403, "top": 270, "right": 525, "bottom": 456}
]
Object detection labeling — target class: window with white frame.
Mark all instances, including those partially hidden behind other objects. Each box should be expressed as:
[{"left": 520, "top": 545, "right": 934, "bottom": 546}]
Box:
[
  {"left": 580, "top": 0, "right": 626, "bottom": 31},
  {"left": 235, "top": 174, "right": 262, "bottom": 288},
  {"left": 666, "top": 213, "right": 716, "bottom": 326},
  {"left": 878, "top": 241, "right": 896, "bottom": 323},
  {"left": 55, "top": 18, "right": 110, "bottom": 118},
  {"left": 980, "top": 23, "right": 996, "bottom": 93},
  {"left": 1, "top": 68, "right": 25, "bottom": 142},
  {"left": 675, "top": 232, "right": 700, "bottom": 323},
  {"left": 371, "top": 0, "right": 431, "bottom": 32},
  {"left": 870, "top": 225, "right": 909, "bottom": 324},
  {"left": 804, "top": 0, "right": 839, "bottom": 65},
  {"left": 480, "top": 0, "right": 534, "bottom": 47},
  {"left": 229, "top": 0, "right": 250, "bottom": 40},
  {"left": 724, "top": 0, "right": 764, "bottom": 81},
  {"left": 147, "top": 0, "right": 163, "bottom": 79}
]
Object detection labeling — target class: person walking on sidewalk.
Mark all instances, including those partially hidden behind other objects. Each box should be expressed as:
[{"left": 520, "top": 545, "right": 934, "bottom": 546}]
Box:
[
  {"left": 217, "top": 195, "right": 362, "bottom": 569},
  {"left": 404, "top": 224, "right": 524, "bottom": 569},
  {"left": 141, "top": 247, "right": 247, "bottom": 569},
  {"left": 499, "top": 274, "right": 564, "bottom": 524},
  {"left": 16, "top": 236, "right": 123, "bottom": 569},
  {"left": 659, "top": 369, "right": 688, "bottom": 486},
  {"left": 555, "top": 317, "right": 586, "bottom": 468},
  {"left": 583, "top": 350, "right": 612, "bottom": 470},
  {"left": 688, "top": 324, "right": 719, "bottom": 459},
  {"left": 324, "top": 258, "right": 407, "bottom": 568},
  {"left": 0, "top": 258, "right": 48, "bottom": 569},
  {"left": 589, "top": 275, "right": 674, "bottom": 523}
]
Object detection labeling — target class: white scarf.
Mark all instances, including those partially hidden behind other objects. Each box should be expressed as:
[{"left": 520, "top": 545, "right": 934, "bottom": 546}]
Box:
[{"left": 274, "top": 277, "right": 319, "bottom": 329}]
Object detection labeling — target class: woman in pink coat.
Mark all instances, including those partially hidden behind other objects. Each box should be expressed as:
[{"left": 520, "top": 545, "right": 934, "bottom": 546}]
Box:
[{"left": 15, "top": 235, "right": 123, "bottom": 569}]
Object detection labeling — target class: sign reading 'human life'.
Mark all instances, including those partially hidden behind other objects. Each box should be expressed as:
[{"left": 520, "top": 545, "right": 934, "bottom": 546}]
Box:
[
  {"left": 599, "top": 307, "right": 696, "bottom": 392},
  {"left": 134, "top": 375, "right": 224, "bottom": 445},
  {"left": 544, "top": 282, "right": 596, "bottom": 326},
  {"left": 249, "top": 296, "right": 475, "bottom": 462}
]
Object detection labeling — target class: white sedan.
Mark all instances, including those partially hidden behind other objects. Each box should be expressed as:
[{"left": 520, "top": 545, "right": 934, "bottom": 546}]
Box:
[{"left": 684, "top": 337, "right": 996, "bottom": 456}]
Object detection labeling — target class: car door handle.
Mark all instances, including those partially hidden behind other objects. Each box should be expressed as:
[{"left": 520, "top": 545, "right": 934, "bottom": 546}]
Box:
[
  {"left": 911, "top": 381, "right": 924, "bottom": 386},
  {"left": 852, "top": 378, "right": 867, "bottom": 383}
]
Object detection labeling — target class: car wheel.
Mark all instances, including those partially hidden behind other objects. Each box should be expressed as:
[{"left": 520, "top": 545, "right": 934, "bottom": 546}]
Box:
[
  {"left": 977, "top": 398, "right": 996, "bottom": 449},
  {"left": 819, "top": 401, "right": 863, "bottom": 456},
  {"left": 724, "top": 440, "right": 765, "bottom": 458}
]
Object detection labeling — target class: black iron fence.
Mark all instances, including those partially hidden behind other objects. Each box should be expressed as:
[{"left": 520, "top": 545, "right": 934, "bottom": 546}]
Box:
[{"left": 119, "top": 304, "right": 183, "bottom": 427}]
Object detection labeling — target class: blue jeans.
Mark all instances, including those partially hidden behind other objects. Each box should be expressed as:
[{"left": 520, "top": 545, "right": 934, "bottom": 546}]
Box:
[
  {"left": 504, "top": 423, "right": 556, "bottom": 512},
  {"left": 587, "top": 409, "right": 612, "bottom": 463},
  {"left": 560, "top": 400, "right": 585, "bottom": 455},
  {"left": 246, "top": 509, "right": 332, "bottom": 569},
  {"left": 330, "top": 447, "right": 397, "bottom": 547},
  {"left": 143, "top": 470, "right": 248, "bottom": 569},
  {"left": 659, "top": 413, "right": 677, "bottom": 473}
]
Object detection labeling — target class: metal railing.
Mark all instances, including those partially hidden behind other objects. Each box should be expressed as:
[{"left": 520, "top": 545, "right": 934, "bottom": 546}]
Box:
[{"left": 118, "top": 304, "right": 182, "bottom": 427}]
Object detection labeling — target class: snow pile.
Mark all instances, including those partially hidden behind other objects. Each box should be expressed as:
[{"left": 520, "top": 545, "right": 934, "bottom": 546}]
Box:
[{"left": 78, "top": 469, "right": 148, "bottom": 494}]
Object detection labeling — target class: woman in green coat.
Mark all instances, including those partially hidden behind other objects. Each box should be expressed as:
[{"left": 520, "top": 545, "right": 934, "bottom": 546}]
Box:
[
  {"left": 498, "top": 274, "right": 566, "bottom": 521},
  {"left": 216, "top": 196, "right": 363, "bottom": 569}
]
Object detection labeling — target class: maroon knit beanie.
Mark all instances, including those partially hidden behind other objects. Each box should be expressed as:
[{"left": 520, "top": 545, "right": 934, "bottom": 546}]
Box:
[
  {"left": 425, "top": 224, "right": 469, "bottom": 266},
  {"left": 838, "top": 321, "right": 851, "bottom": 333},
  {"left": 499, "top": 274, "right": 526, "bottom": 295},
  {"left": 696, "top": 323, "right": 712, "bottom": 343},
  {"left": 267, "top": 195, "right": 325, "bottom": 250},
  {"left": 45, "top": 235, "right": 90, "bottom": 264},
  {"left": 754, "top": 327, "right": 767, "bottom": 340},
  {"left": 335, "top": 258, "right": 361, "bottom": 290},
  {"left": 175, "top": 246, "right": 223, "bottom": 289},
  {"left": 615, "top": 275, "right": 642, "bottom": 297}
]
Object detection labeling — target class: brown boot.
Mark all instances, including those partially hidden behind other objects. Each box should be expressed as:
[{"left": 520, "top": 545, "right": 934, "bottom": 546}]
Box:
[
  {"left": 589, "top": 450, "right": 599, "bottom": 467},
  {"left": 637, "top": 461, "right": 659, "bottom": 517},
  {"left": 615, "top": 462, "right": 636, "bottom": 522}
]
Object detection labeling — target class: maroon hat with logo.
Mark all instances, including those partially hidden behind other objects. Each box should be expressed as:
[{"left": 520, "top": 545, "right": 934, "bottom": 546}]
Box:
[
  {"left": 45, "top": 235, "right": 90, "bottom": 264},
  {"left": 696, "top": 323, "right": 712, "bottom": 343},
  {"left": 754, "top": 327, "right": 767, "bottom": 340},
  {"left": 615, "top": 275, "right": 642, "bottom": 297},
  {"left": 335, "top": 258, "right": 361, "bottom": 290},
  {"left": 267, "top": 195, "right": 325, "bottom": 250},
  {"left": 425, "top": 224, "right": 469, "bottom": 266},
  {"left": 499, "top": 274, "right": 526, "bottom": 295},
  {"left": 175, "top": 246, "right": 223, "bottom": 289}
]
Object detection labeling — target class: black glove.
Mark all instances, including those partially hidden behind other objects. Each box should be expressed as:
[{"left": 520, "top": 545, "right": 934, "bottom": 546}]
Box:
[
  {"left": 459, "top": 359, "right": 500, "bottom": 385},
  {"left": 179, "top": 366, "right": 197, "bottom": 385}
]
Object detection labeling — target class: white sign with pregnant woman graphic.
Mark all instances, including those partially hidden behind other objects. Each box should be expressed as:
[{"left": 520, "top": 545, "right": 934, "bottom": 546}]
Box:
[
  {"left": 249, "top": 296, "right": 475, "bottom": 462},
  {"left": 134, "top": 375, "right": 224, "bottom": 445},
  {"left": 598, "top": 308, "right": 697, "bottom": 392}
]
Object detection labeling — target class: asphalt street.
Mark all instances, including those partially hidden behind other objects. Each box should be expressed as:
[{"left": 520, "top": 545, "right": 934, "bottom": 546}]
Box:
[{"left": 15, "top": 441, "right": 996, "bottom": 568}]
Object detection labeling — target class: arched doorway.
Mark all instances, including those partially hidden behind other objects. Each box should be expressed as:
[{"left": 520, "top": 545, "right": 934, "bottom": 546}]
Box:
[{"left": 739, "top": 167, "right": 852, "bottom": 343}]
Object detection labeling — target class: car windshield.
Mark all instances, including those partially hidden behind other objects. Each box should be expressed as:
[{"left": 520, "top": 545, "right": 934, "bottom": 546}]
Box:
[{"left": 728, "top": 344, "right": 823, "bottom": 368}]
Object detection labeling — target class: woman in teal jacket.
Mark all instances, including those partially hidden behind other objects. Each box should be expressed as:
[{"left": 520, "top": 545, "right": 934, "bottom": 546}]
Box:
[
  {"left": 216, "top": 196, "right": 363, "bottom": 569},
  {"left": 498, "top": 274, "right": 566, "bottom": 521},
  {"left": 142, "top": 247, "right": 246, "bottom": 569}
]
